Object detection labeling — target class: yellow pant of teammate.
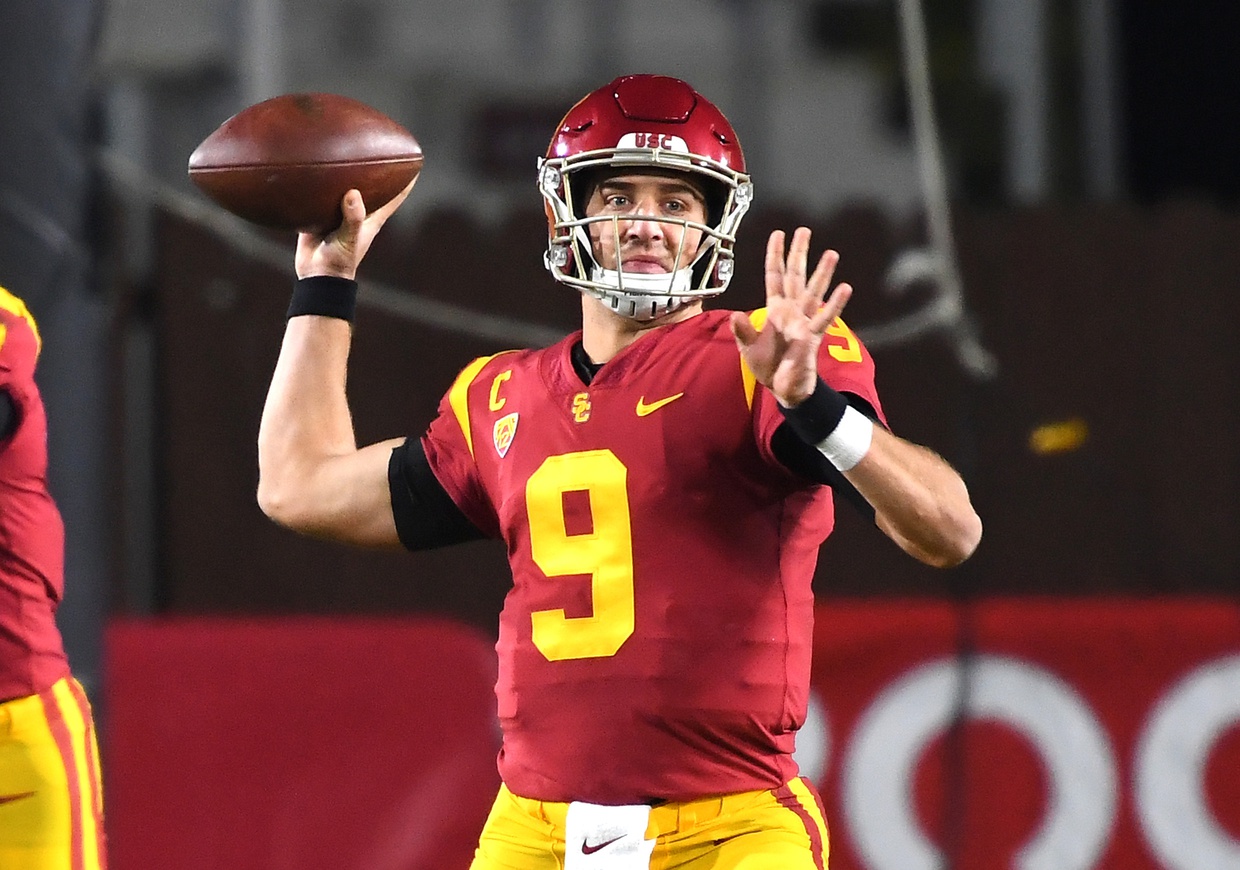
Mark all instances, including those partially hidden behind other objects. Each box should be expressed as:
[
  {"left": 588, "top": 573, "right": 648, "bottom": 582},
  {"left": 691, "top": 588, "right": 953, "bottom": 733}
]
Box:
[
  {"left": 472, "top": 778, "right": 829, "bottom": 869},
  {"left": 0, "top": 677, "right": 106, "bottom": 869}
]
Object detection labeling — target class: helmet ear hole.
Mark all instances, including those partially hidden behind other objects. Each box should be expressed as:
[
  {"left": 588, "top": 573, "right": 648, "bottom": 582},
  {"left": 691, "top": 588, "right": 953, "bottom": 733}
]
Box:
[
  {"left": 704, "top": 183, "right": 727, "bottom": 229},
  {"left": 569, "top": 168, "right": 604, "bottom": 219}
]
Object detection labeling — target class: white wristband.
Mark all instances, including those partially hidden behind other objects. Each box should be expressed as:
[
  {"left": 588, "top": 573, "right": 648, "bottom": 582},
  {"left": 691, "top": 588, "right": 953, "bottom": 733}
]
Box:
[{"left": 815, "top": 405, "right": 874, "bottom": 471}]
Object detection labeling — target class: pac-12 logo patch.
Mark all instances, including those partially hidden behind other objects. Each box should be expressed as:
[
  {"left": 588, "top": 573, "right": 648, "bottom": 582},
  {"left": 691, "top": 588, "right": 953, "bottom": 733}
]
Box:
[{"left": 493, "top": 412, "right": 519, "bottom": 458}]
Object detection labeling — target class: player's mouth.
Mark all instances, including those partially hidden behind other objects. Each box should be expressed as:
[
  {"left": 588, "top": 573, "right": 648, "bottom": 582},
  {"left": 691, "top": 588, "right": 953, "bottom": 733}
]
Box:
[{"left": 620, "top": 254, "right": 670, "bottom": 274}]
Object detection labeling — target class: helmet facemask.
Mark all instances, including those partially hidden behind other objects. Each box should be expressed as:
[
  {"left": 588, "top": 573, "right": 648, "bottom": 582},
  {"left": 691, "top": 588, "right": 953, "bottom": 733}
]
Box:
[
  {"left": 540, "top": 151, "right": 752, "bottom": 321},
  {"left": 540, "top": 154, "right": 752, "bottom": 320}
]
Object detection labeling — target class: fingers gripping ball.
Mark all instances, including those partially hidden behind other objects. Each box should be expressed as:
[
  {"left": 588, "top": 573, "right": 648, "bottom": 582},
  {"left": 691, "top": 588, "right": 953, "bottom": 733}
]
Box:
[{"left": 188, "top": 93, "right": 423, "bottom": 234}]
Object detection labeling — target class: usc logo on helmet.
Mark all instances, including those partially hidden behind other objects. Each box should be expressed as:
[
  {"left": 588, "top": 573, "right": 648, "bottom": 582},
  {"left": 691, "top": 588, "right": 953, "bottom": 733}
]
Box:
[{"left": 626, "top": 132, "right": 682, "bottom": 151}]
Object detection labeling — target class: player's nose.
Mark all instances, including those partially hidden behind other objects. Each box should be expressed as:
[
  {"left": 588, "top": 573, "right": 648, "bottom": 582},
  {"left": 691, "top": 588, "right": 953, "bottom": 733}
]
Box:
[{"left": 623, "top": 211, "right": 664, "bottom": 241}]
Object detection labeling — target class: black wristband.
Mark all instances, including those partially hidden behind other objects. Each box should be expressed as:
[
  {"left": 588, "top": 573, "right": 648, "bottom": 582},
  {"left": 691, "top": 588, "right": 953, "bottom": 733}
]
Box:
[
  {"left": 287, "top": 275, "right": 358, "bottom": 322},
  {"left": 778, "top": 377, "right": 850, "bottom": 445}
]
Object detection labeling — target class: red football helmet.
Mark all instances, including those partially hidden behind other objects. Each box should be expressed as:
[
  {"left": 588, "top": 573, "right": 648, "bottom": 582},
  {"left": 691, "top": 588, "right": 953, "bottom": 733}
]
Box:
[{"left": 538, "top": 74, "right": 753, "bottom": 320}]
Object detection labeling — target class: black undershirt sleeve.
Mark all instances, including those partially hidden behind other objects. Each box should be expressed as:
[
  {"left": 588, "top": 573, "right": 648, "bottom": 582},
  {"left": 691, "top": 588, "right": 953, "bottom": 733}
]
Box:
[
  {"left": 0, "top": 389, "right": 16, "bottom": 441},
  {"left": 771, "top": 392, "right": 881, "bottom": 521},
  {"left": 387, "top": 437, "right": 487, "bottom": 551}
]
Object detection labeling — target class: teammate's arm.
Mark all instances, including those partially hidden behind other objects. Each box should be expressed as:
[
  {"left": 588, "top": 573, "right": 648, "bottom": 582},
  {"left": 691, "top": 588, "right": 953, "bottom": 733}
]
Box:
[
  {"left": 256, "top": 183, "right": 415, "bottom": 547},
  {"left": 732, "top": 228, "right": 981, "bottom": 568}
]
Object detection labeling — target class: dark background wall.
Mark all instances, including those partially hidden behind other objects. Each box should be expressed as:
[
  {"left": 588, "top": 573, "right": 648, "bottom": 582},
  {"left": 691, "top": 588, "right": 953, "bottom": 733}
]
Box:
[
  {"left": 1119, "top": 2, "right": 1240, "bottom": 206},
  {"left": 145, "top": 196, "right": 1240, "bottom": 634}
]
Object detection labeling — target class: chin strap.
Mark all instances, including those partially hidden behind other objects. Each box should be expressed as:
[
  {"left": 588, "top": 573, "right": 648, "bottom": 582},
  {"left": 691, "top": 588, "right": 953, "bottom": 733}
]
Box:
[{"left": 587, "top": 266, "right": 696, "bottom": 321}]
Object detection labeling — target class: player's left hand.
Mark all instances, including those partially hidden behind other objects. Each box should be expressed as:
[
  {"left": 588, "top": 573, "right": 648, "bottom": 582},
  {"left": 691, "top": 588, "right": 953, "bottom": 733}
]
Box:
[
  {"left": 295, "top": 178, "right": 416, "bottom": 280},
  {"left": 730, "top": 227, "right": 852, "bottom": 407}
]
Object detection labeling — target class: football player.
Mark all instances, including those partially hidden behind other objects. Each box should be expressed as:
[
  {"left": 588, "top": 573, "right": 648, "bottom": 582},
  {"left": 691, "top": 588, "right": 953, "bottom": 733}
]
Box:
[
  {"left": 258, "top": 74, "right": 981, "bottom": 869},
  {"left": 0, "top": 285, "right": 106, "bottom": 870}
]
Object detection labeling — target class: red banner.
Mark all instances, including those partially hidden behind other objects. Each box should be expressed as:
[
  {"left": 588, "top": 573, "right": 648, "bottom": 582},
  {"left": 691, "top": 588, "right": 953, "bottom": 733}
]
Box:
[
  {"left": 105, "top": 617, "right": 502, "bottom": 870},
  {"left": 104, "top": 602, "right": 1240, "bottom": 869},
  {"left": 806, "top": 599, "right": 1240, "bottom": 870}
]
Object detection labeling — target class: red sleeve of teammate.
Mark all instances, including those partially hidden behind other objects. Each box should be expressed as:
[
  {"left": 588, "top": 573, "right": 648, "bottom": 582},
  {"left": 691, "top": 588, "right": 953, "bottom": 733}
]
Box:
[
  {"left": 0, "top": 287, "right": 71, "bottom": 700},
  {"left": 0, "top": 290, "right": 41, "bottom": 434}
]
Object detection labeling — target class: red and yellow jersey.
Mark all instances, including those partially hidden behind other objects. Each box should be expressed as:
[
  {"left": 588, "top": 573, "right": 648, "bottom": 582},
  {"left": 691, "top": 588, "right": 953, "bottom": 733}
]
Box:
[
  {"left": 0, "top": 286, "right": 69, "bottom": 702},
  {"left": 422, "top": 309, "right": 883, "bottom": 804}
]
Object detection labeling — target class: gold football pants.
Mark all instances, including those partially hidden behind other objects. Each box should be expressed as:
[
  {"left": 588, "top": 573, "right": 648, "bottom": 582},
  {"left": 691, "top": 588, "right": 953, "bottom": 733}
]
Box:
[
  {"left": 0, "top": 678, "right": 106, "bottom": 870},
  {"left": 472, "top": 777, "right": 829, "bottom": 869}
]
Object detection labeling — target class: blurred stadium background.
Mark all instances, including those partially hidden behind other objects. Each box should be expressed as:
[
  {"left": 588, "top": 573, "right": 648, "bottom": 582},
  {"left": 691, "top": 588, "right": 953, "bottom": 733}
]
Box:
[{"left": 2, "top": 1, "right": 1238, "bottom": 868}]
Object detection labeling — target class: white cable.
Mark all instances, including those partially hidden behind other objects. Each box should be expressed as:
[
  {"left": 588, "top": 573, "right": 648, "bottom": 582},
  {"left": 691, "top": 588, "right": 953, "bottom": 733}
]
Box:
[{"left": 874, "top": 0, "right": 998, "bottom": 380}]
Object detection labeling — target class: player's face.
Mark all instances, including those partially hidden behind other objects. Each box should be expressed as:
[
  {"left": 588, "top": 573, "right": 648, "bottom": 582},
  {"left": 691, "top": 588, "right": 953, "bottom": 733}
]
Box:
[{"left": 584, "top": 172, "right": 709, "bottom": 274}]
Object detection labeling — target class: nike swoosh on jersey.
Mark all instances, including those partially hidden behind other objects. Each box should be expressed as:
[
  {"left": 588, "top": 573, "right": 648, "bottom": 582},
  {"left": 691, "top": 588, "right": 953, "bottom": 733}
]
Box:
[
  {"left": 0, "top": 791, "right": 36, "bottom": 806},
  {"left": 581, "top": 835, "right": 624, "bottom": 855},
  {"left": 635, "top": 392, "right": 684, "bottom": 416}
]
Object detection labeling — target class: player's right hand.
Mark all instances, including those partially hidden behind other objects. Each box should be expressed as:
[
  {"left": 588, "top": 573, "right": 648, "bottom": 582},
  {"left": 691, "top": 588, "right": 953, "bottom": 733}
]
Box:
[{"left": 295, "top": 177, "right": 417, "bottom": 280}]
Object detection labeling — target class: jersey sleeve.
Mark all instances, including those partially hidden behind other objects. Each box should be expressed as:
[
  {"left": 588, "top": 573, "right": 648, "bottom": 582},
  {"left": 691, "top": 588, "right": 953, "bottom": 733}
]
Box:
[
  {"left": 743, "top": 311, "right": 886, "bottom": 470},
  {"left": 417, "top": 352, "right": 517, "bottom": 539},
  {"left": 818, "top": 316, "right": 885, "bottom": 423}
]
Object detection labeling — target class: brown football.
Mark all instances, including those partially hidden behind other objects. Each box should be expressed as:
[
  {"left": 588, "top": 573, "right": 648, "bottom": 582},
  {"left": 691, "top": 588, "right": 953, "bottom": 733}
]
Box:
[{"left": 187, "top": 92, "right": 424, "bottom": 233}]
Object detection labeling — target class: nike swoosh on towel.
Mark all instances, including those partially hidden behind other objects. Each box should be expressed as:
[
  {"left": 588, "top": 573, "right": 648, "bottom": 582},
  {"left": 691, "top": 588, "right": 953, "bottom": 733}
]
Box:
[{"left": 581, "top": 835, "right": 624, "bottom": 855}]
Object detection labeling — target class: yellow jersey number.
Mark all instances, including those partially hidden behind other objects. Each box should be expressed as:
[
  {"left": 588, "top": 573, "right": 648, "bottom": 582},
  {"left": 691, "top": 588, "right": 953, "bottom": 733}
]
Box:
[{"left": 526, "top": 450, "right": 634, "bottom": 661}]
